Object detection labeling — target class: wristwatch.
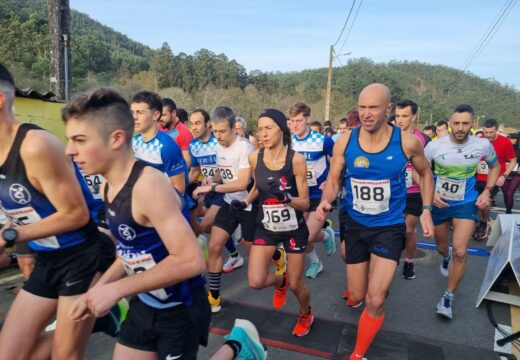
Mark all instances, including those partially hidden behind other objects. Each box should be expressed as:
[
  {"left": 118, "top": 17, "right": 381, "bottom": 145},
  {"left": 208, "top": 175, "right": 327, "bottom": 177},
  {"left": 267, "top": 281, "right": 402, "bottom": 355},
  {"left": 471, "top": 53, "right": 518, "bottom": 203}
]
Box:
[{"left": 2, "top": 228, "right": 18, "bottom": 248}]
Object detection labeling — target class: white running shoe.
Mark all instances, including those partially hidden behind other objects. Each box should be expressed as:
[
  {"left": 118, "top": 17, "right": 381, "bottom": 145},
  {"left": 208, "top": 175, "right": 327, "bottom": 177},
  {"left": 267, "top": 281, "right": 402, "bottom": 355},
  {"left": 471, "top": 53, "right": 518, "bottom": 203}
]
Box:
[{"left": 223, "top": 254, "right": 244, "bottom": 273}]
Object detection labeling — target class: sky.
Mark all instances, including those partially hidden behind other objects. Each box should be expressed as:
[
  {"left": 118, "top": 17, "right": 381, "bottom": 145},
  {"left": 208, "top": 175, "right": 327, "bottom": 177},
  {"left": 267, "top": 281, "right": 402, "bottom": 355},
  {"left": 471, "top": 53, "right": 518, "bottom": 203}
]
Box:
[{"left": 70, "top": 0, "right": 520, "bottom": 89}]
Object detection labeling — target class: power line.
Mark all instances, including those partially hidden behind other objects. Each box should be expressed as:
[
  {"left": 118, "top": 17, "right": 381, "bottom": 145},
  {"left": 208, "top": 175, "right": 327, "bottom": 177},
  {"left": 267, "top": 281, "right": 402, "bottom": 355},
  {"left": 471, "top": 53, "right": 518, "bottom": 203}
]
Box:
[
  {"left": 462, "top": 0, "right": 516, "bottom": 71},
  {"left": 332, "top": 0, "right": 357, "bottom": 47},
  {"left": 338, "top": 0, "right": 363, "bottom": 55},
  {"left": 333, "top": 49, "right": 344, "bottom": 67}
]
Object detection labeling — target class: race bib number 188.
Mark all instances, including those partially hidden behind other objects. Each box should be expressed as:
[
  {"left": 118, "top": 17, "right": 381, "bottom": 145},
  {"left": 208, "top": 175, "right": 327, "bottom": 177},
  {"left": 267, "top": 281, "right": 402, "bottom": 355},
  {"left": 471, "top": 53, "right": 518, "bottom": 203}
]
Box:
[{"left": 351, "top": 178, "right": 391, "bottom": 215}]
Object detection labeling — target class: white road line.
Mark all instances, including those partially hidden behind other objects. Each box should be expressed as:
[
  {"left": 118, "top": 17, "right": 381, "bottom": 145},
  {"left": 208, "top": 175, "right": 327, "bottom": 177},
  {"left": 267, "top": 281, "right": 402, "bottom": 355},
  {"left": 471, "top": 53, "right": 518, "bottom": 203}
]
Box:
[{"left": 0, "top": 273, "right": 23, "bottom": 285}]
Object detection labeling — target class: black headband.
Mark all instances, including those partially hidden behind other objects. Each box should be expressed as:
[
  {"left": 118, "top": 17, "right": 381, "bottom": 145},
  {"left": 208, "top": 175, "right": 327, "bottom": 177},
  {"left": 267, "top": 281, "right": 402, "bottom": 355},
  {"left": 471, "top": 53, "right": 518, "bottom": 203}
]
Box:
[{"left": 258, "top": 108, "right": 289, "bottom": 135}]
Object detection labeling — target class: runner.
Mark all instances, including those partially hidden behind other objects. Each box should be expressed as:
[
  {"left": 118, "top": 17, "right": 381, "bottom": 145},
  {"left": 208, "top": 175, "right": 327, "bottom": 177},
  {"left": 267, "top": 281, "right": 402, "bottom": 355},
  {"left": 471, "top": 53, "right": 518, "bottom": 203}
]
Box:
[
  {"left": 474, "top": 118, "right": 516, "bottom": 239},
  {"left": 435, "top": 120, "right": 450, "bottom": 139},
  {"left": 395, "top": 99, "right": 431, "bottom": 279},
  {"left": 288, "top": 101, "right": 336, "bottom": 279},
  {"left": 235, "top": 116, "right": 248, "bottom": 138},
  {"left": 159, "top": 97, "right": 194, "bottom": 167},
  {"left": 502, "top": 133, "right": 520, "bottom": 214},
  {"left": 0, "top": 63, "right": 109, "bottom": 359},
  {"left": 243, "top": 108, "right": 313, "bottom": 336},
  {"left": 131, "top": 91, "right": 192, "bottom": 223},
  {"left": 425, "top": 104, "right": 500, "bottom": 319},
  {"left": 192, "top": 106, "right": 256, "bottom": 313},
  {"left": 65, "top": 87, "right": 210, "bottom": 359},
  {"left": 188, "top": 108, "right": 244, "bottom": 273},
  {"left": 316, "top": 83, "right": 434, "bottom": 359}
]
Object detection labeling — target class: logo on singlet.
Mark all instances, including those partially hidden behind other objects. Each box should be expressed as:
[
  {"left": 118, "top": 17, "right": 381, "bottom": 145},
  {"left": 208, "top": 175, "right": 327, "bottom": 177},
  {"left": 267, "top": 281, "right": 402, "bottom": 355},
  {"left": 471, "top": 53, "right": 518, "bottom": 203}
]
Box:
[
  {"left": 118, "top": 224, "right": 136, "bottom": 241},
  {"left": 9, "top": 184, "right": 31, "bottom": 205},
  {"left": 354, "top": 156, "right": 370, "bottom": 169}
]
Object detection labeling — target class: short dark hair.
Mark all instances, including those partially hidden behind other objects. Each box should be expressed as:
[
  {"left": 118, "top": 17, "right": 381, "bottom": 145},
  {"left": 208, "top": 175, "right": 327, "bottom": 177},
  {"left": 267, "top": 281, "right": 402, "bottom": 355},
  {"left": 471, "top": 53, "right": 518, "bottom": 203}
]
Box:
[
  {"left": 323, "top": 120, "right": 333, "bottom": 128},
  {"left": 62, "top": 87, "right": 134, "bottom": 145},
  {"left": 288, "top": 101, "right": 311, "bottom": 118},
  {"left": 396, "top": 99, "right": 418, "bottom": 115},
  {"left": 436, "top": 120, "right": 449, "bottom": 129},
  {"left": 132, "top": 91, "right": 163, "bottom": 114},
  {"left": 453, "top": 104, "right": 474, "bottom": 117},
  {"left": 176, "top": 108, "right": 188, "bottom": 123},
  {"left": 0, "top": 63, "right": 16, "bottom": 107},
  {"left": 191, "top": 108, "right": 210, "bottom": 124},
  {"left": 162, "top": 97, "right": 177, "bottom": 111},
  {"left": 212, "top": 106, "right": 236, "bottom": 128},
  {"left": 423, "top": 125, "right": 436, "bottom": 134},
  {"left": 483, "top": 118, "right": 499, "bottom": 129},
  {"left": 339, "top": 117, "right": 348, "bottom": 125},
  {"left": 310, "top": 121, "right": 323, "bottom": 132}
]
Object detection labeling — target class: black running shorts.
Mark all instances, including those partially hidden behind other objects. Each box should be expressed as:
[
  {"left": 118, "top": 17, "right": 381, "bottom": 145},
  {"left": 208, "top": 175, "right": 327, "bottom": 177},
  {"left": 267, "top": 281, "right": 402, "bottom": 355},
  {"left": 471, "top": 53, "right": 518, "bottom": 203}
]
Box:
[
  {"left": 339, "top": 210, "right": 405, "bottom": 264},
  {"left": 23, "top": 239, "right": 99, "bottom": 298},
  {"left": 405, "top": 193, "right": 423, "bottom": 217},
  {"left": 252, "top": 226, "right": 309, "bottom": 254},
  {"left": 118, "top": 286, "right": 209, "bottom": 359},
  {"left": 214, "top": 202, "right": 257, "bottom": 242}
]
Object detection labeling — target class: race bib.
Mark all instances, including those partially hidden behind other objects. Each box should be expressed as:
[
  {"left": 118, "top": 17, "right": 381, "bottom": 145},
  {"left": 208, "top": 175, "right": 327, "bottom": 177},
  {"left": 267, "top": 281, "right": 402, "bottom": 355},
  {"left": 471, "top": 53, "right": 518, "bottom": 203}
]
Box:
[
  {"left": 83, "top": 174, "right": 104, "bottom": 200},
  {"left": 477, "top": 161, "right": 488, "bottom": 175},
  {"left": 201, "top": 165, "right": 218, "bottom": 180},
  {"left": 351, "top": 178, "right": 391, "bottom": 215},
  {"left": 121, "top": 253, "right": 169, "bottom": 300},
  {"left": 0, "top": 206, "right": 59, "bottom": 248},
  {"left": 306, "top": 167, "right": 317, "bottom": 187},
  {"left": 405, "top": 167, "right": 413, "bottom": 188},
  {"left": 219, "top": 165, "right": 236, "bottom": 183},
  {"left": 262, "top": 204, "right": 298, "bottom": 232},
  {"left": 435, "top": 177, "right": 466, "bottom": 201}
]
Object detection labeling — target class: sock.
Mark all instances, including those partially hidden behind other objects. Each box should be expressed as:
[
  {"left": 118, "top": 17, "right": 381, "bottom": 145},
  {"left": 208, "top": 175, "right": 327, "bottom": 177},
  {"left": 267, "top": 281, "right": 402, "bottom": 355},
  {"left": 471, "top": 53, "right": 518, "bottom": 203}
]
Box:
[
  {"left": 224, "top": 340, "right": 241, "bottom": 358},
  {"left": 322, "top": 229, "right": 330, "bottom": 241},
  {"left": 444, "top": 290, "right": 454, "bottom": 299},
  {"left": 208, "top": 272, "right": 222, "bottom": 298},
  {"left": 225, "top": 237, "right": 237, "bottom": 255},
  {"left": 272, "top": 248, "right": 282, "bottom": 261},
  {"left": 350, "top": 308, "right": 385, "bottom": 359},
  {"left": 306, "top": 249, "right": 319, "bottom": 264},
  {"left": 405, "top": 257, "right": 414, "bottom": 264}
]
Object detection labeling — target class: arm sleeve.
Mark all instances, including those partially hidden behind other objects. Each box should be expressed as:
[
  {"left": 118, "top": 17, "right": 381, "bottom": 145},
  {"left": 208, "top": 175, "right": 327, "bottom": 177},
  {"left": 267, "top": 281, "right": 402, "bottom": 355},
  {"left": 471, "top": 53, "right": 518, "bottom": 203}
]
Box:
[
  {"left": 178, "top": 126, "right": 194, "bottom": 151},
  {"left": 324, "top": 135, "right": 334, "bottom": 157},
  {"left": 189, "top": 143, "right": 200, "bottom": 168},
  {"left": 484, "top": 142, "right": 498, "bottom": 166},
  {"left": 162, "top": 138, "right": 187, "bottom": 177}
]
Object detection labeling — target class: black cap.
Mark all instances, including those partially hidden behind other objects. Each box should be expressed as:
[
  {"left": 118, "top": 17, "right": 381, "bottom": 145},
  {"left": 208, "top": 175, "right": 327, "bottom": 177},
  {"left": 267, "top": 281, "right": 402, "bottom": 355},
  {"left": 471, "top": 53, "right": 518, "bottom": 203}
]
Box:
[{"left": 258, "top": 108, "right": 289, "bottom": 135}]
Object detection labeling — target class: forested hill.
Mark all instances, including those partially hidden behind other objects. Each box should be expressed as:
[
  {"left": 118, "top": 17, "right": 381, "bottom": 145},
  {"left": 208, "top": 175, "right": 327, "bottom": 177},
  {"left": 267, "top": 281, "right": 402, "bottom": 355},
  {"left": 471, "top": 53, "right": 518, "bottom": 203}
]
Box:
[{"left": 1, "top": 0, "right": 519, "bottom": 127}]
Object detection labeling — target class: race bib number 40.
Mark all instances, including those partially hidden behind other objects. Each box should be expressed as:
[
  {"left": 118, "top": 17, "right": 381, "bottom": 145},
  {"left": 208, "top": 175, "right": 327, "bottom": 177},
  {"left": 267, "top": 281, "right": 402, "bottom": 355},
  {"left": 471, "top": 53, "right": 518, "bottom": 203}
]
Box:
[
  {"left": 262, "top": 204, "right": 298, "bottom": 232},
  {"left": 435, "top": 177, "right": 466, "bottom": 201},
  {"left": 351, "top": 178, "right": 391, "bottom": 215},
  {"left": 121, "top": 253, "right": 169, "bottom": 300}
]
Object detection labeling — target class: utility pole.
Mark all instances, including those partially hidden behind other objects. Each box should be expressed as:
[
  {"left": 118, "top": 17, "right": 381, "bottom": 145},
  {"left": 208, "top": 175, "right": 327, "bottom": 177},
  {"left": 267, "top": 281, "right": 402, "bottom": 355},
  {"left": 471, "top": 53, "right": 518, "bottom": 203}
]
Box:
[
  {"left": 324, "top": 45, "right": 334, "bottom": 122},
  {"left": 48, "top": 0, "right": 71, "bottom": 100}
]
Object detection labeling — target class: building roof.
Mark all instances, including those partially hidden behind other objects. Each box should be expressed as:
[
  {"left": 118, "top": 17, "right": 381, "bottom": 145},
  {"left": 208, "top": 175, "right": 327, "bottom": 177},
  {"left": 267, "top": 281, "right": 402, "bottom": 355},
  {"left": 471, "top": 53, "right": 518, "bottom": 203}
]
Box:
[{"left": 15, "top": 88, "right": 63, "bottom": 103}]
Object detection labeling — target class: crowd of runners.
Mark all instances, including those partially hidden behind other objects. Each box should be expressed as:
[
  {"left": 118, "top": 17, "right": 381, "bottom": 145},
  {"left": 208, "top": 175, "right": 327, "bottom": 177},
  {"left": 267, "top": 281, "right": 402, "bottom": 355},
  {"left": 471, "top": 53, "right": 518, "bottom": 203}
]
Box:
[{"left": 0, "top": 61, "right": 518, "bottom": 360}]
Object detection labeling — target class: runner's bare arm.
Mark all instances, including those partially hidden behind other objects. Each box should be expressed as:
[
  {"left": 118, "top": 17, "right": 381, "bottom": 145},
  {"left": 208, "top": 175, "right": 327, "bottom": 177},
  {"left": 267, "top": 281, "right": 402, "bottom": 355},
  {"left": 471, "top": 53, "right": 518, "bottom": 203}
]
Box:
[
  {"left": 193, "top": 164, "right": 251, "bottom": 198},
  {"left": 111, "top": 167, "right": 205, "bottom": 297},
  {"left": 188, "top": 165, "right": 201, "bottom": 185},
  {"left": 290, "top": 152, "right": 310, "bottom": 212},
  {"left": 169, "top": 173, "right": 186, "bottom": 194},
  {"left": 405, "top": 134, "right": 434, "bottom": 207},
  {"left": 182, "top": 150, "right": 191, "bottom": 169},
  {"left": 320, "top": 133, "right": 349, "bottom": 203},
  {"left": 245, "top": 151, "right": 259, "bottom": 204},
  {"left": 9, "top": 130, "right": 90, "bottom": 243}
]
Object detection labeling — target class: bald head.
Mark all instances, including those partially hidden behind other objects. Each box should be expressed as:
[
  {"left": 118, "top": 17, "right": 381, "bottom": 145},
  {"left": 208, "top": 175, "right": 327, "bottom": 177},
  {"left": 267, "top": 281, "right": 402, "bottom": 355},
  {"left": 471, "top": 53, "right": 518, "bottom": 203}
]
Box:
[
  {"left": 358, "top": 83, "right": 391, "bottom": 104},
  {"left": 357, "top": 83, "right": 392, "bottom": 133}
]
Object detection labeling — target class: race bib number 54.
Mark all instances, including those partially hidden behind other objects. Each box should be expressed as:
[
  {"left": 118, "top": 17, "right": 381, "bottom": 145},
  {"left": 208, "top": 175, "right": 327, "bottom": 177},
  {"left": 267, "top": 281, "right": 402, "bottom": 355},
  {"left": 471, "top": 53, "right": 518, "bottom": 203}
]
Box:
[{"left": 351, "top": 178, "right": 390, "bottom": 215}]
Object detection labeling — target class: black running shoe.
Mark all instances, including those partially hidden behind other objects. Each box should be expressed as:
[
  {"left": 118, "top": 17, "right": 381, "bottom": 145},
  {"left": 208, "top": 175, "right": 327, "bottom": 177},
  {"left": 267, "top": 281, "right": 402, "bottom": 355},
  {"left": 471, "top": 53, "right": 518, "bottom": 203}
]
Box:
[{"left": 402, "top": 261, "right": 416, "bottom": 279}]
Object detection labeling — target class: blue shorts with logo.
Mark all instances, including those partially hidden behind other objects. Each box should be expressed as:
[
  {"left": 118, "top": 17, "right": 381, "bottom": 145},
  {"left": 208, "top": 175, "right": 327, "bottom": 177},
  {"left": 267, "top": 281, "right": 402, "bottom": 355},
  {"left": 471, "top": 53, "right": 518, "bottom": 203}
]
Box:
[{"left": 432, "top": 202, "right": 478, "bottom": 225}]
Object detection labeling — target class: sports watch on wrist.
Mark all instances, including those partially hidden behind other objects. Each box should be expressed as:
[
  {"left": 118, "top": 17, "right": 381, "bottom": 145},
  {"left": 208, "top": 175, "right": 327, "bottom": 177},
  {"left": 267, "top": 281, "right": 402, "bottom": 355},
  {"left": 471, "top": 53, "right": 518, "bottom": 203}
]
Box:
[{"left": 2, "top": 228, "right": 18, "bottom": 248}]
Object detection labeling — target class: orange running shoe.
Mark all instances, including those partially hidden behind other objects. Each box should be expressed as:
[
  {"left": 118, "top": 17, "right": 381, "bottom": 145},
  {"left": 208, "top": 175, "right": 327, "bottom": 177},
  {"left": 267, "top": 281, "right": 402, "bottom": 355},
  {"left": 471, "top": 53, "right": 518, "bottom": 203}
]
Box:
[
  {"left": 273, "top": 273, "right": 289, "bottom": 309},
  {"left": 292, "top": 307, "right": 314, "bottom": 337}
]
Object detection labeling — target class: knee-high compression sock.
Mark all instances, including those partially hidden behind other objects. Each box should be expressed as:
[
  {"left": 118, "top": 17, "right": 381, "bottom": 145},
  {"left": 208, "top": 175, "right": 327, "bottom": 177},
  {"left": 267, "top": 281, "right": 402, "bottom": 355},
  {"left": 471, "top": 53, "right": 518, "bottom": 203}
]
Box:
[
  {"left": 350, "top": 308, "right": 385, "bottom": 359},
  {"left": 208, "top": 272, "right": 222, "bottom": 298}
]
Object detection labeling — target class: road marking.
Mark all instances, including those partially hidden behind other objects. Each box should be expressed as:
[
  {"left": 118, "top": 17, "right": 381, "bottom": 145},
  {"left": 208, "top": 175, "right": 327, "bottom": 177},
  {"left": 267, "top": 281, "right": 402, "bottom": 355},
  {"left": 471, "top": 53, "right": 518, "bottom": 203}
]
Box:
[{"left": 494, "top": 324, "right": 512, "bottom": 354}]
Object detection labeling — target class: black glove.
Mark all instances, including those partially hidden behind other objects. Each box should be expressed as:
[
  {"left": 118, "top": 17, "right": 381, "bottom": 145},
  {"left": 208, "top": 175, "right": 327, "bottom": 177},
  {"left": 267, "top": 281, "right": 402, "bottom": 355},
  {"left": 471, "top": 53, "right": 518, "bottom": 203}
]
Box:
[
  {"left": 230, "top": 199, "right": 248, "bottom": 212},
  {"left": 266, "top": 179, "right": 287, "bottom": 202}
]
